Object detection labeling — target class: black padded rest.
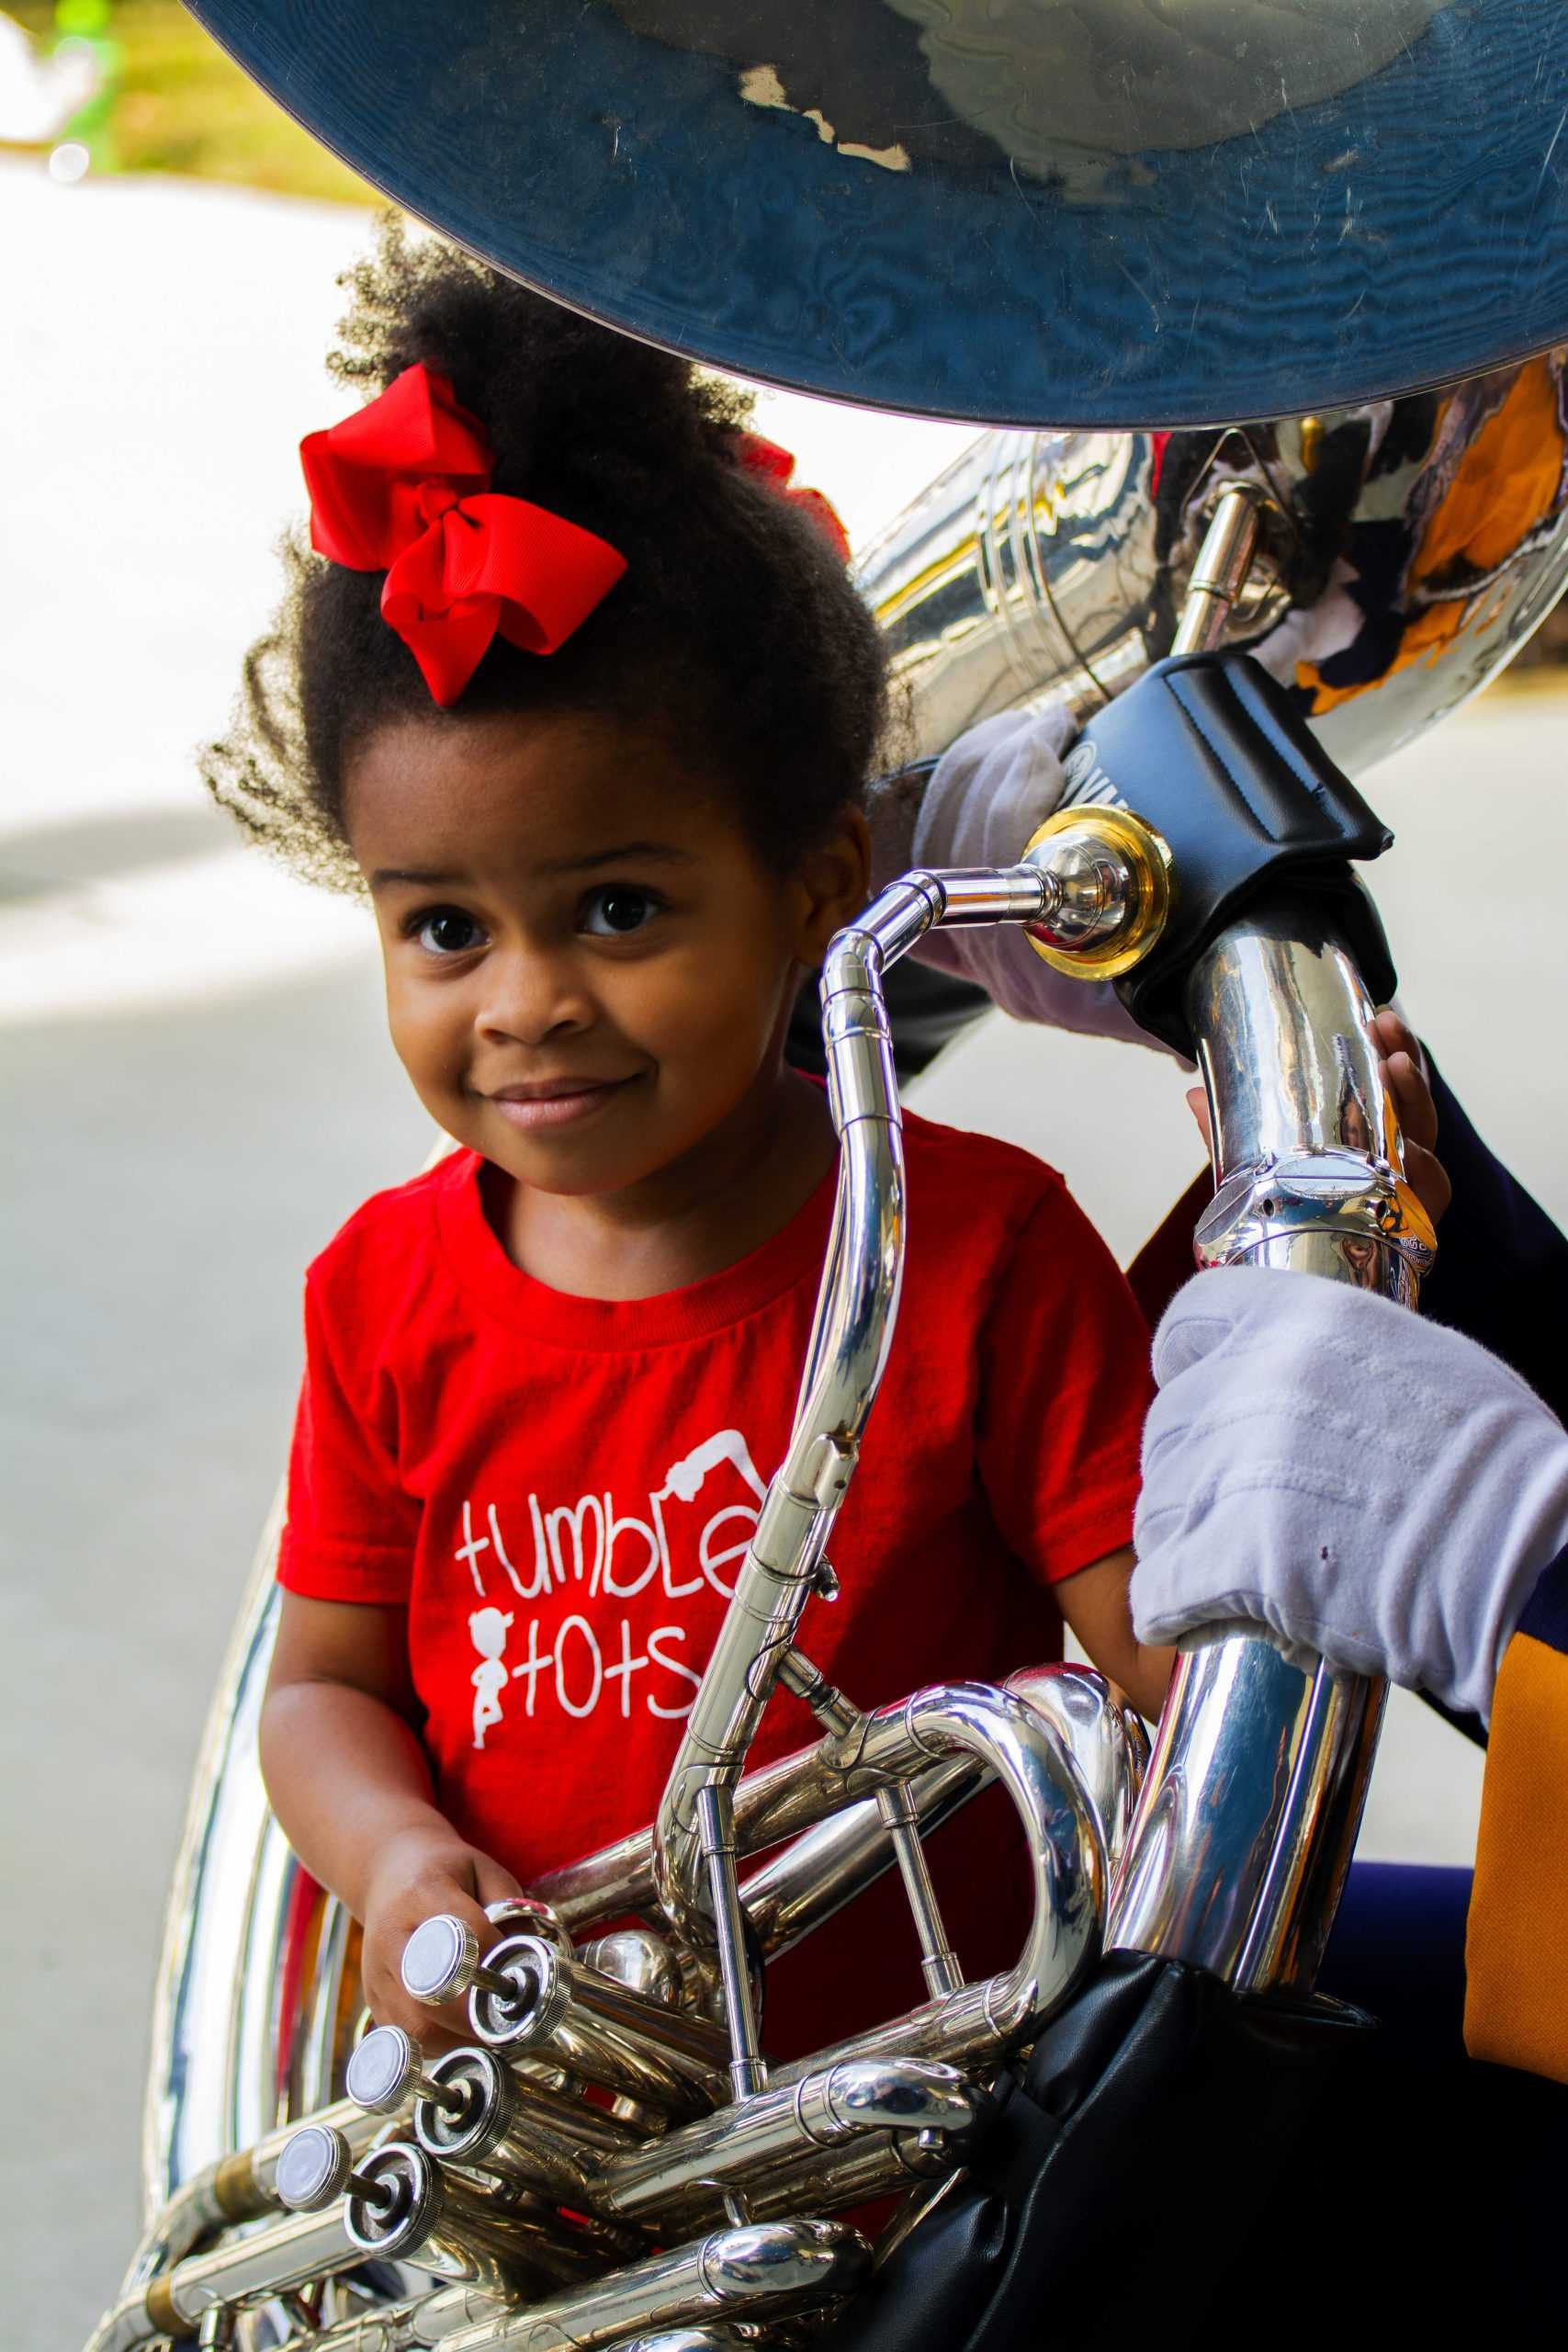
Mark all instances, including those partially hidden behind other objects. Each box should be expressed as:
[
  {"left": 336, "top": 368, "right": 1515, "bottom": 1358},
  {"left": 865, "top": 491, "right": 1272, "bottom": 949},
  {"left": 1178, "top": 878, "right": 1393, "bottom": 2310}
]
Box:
[{"left": 1066, "top": 650, "right": 1397, "bottom": 1055}]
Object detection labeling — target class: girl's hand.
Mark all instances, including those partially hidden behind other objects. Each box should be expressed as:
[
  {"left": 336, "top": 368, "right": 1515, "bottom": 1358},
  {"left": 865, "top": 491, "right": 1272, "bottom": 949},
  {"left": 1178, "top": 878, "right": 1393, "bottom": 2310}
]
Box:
[
  {"left": 359, "top": 1825, "right": 524, "bottom": 2042},
  {"left": 1183, "top": 1007, "right": 1450, "bottom": 1232}
]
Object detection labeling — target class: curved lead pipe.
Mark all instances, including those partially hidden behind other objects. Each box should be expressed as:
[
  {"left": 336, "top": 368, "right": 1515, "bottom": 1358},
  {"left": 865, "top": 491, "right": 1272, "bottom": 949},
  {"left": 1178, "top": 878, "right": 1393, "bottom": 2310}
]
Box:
[{"left": 649, "top": 866, "right": 1054, "bottom": 1949}]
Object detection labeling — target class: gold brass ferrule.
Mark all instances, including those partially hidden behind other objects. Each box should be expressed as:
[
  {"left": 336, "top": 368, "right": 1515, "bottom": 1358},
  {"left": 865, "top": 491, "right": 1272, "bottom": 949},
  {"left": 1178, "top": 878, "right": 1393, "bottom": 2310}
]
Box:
[
  {"left": 212, "top": 2147, "right": 264, "bottom": 2222},
  {"left": 1020, "top": 806, "right": 1174, "bottom": 980},
  {"left": 143, "top": 2275, "right": 181, "bottom": 2337}
]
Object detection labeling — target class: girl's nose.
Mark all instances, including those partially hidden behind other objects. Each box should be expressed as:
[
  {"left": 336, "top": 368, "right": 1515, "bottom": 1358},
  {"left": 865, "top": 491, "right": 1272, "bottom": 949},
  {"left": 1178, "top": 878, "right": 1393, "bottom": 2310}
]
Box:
[{"left": 475, "top": 946, "right": 592, "bottom": 1046}]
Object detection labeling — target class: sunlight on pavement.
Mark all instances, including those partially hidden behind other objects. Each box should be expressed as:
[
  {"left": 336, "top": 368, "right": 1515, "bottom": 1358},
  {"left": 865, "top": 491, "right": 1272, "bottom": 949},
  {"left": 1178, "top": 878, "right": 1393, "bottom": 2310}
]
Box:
[{"left": 0, "top": 846, "right": 373, "bottom": 1023}]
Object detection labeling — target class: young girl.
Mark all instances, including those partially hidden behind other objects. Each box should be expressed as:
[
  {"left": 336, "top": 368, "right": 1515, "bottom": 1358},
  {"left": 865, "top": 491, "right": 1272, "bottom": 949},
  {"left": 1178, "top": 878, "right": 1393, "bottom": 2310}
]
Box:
[{"left": 209, "top": 223, "right": 1170, "bottom": 2066}]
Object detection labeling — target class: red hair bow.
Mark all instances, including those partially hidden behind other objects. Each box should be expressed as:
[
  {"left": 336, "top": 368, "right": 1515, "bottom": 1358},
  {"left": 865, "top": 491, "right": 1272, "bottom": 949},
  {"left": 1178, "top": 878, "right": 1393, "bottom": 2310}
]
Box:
[
  {"left": 300, "top": 364, "right": 627, "bottom": 707},
  {"left": 735, "top": 431, "right": 852, "bottom": 563}
]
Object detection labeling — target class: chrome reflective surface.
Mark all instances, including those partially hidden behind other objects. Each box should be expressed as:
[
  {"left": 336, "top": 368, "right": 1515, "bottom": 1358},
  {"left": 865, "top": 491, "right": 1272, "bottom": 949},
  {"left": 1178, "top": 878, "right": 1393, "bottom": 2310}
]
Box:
[
  {"left": 186, "top": 1, "right": 1568, "bottom": 427},
  {"left": 430, "top": 2220, "right": 869, "bottom": 2352},
  {"left": 856, "top": 356, "right": 1568, "bottom": 784},
  {"left": 1107, "top": 889, "right": 1427, "bottom": 1986}
]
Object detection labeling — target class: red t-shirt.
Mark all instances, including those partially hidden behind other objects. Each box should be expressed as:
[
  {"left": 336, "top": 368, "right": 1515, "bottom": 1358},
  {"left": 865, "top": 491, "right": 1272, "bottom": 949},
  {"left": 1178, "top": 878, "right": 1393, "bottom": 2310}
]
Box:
[{"left": 280, "top": 1110, "right": 1153, "bottom": 2059}]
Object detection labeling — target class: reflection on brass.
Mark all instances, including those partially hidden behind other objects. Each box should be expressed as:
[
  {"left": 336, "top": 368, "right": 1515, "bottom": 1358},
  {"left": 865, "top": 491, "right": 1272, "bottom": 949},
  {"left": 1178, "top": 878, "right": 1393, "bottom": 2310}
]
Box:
[
  {"left": 211, "top": 2148, "right": 261, "bottom": 2222},
  {"left": 1021, "top": 806, "right": 1174, "bottom": 978},
  {"left": 852, "top": 352, "right": 1568, "bottom": 785},
  {"left": 142, "top": 2278, "right": 179, "bottom": 2339}
]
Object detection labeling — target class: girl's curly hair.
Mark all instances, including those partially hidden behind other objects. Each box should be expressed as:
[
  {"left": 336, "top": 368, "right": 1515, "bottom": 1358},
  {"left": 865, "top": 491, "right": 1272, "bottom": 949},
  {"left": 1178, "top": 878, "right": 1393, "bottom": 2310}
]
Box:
[{"left": 203, "top": 220, "right": 889, "bottom": 887}]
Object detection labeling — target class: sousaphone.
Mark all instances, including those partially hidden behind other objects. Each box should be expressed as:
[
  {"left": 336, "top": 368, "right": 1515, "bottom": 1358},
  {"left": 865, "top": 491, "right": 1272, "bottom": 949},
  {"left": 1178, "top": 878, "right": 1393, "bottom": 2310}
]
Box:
[{"left": 91, "top": 8, "right": 1568, "bottom": 2349}]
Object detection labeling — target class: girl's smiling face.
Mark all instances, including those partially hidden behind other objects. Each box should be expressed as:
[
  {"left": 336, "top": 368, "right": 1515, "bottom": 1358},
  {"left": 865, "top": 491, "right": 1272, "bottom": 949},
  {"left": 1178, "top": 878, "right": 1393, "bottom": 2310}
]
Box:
[{"left": 346, "top": 707, "right": 868, "bottom": 1201}]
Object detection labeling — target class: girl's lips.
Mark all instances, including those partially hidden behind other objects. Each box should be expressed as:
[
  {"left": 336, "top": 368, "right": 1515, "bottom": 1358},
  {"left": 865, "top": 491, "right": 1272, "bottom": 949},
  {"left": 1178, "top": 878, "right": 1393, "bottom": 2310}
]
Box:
[{"left": 487, "top": 1078, "right": 631, "bottom": 1131}]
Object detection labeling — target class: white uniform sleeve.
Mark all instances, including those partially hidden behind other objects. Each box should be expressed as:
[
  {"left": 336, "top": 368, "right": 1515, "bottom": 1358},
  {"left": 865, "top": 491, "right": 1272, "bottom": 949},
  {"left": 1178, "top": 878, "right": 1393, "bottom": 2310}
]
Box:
[{"left": 1131, "top": 1265, "right": 1568, "bottom": 1723}]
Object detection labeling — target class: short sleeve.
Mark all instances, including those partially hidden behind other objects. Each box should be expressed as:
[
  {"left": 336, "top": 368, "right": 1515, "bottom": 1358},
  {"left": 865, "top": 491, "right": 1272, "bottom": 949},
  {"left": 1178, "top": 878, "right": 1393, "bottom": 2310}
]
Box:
[
  {"left": 277, "top": 1265, "right": 422, "bottom": 1603},
  {"left": 975, "top": 1181, "right": 1155, "bottom": 1584}
]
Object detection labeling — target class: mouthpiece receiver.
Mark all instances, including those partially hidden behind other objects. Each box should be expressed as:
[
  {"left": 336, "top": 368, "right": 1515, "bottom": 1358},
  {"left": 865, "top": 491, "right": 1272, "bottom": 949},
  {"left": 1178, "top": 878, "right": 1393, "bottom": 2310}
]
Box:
[{"left": 1020, "top": 806, "right": 1174, "bottom": 980}]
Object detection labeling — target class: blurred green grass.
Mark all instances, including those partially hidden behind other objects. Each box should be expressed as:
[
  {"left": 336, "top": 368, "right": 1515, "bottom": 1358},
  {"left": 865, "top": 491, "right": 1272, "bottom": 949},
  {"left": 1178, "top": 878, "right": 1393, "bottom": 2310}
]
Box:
[{"left": 8, "top": 1, "right": 374, "bottom": 201}]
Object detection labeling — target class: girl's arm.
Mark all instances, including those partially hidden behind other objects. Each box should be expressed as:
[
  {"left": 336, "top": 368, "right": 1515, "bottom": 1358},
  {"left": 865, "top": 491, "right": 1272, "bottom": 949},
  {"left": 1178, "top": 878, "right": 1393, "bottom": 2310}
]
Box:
[
  {"left": 1054, "top": 1544, "right": 1174, "bottom": 1723},
  {"left": 262, "top": 1590, "right": 522, "bottom": 2038}
]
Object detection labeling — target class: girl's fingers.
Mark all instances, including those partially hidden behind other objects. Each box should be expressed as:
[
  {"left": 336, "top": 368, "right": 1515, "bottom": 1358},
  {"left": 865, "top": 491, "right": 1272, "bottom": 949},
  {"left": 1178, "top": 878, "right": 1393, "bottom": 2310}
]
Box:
[{"left": 473, "top": 1853, "right": 525, "bottom": 1909}]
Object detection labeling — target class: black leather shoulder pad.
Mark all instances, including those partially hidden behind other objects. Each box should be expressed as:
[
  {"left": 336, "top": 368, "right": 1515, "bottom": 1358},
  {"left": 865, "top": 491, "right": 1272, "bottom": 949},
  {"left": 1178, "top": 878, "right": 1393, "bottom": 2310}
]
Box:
[{"left": 1067, "top": 652, "right": 1397, "bottom": 1055}]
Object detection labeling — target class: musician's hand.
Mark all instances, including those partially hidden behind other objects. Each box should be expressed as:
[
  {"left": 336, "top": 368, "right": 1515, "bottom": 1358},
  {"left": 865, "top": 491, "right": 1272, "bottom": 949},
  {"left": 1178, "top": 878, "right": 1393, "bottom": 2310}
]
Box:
[
  {"left": 1371, "top": 1008, "right": 1450, "bottom": 1230},
  {"left": 359, "top": 1826, "right": 523, "bottom": 2043},
  {"left": 1130, "top": 1265, "right": 1568, "bottom": 1724},
  {"left": 1182, "top": 1007, "right": 1450, "bottom": 1232}
]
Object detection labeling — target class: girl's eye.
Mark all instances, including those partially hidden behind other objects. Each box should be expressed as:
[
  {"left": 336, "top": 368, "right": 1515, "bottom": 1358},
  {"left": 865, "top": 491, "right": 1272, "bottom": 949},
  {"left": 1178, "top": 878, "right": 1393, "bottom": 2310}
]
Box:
[
  {"left": 412, "top": 908, "right": 486, "bottom": 956},
  {"left": 580, "top": 887, "right": 664, "bottom": 938}
]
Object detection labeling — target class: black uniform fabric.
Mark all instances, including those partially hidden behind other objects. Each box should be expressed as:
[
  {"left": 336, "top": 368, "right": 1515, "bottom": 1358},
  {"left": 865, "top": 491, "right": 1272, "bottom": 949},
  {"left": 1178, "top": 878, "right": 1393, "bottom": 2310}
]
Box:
[{"left": 1421, "top": 1058, "right": 1568, "bottom": 1428}]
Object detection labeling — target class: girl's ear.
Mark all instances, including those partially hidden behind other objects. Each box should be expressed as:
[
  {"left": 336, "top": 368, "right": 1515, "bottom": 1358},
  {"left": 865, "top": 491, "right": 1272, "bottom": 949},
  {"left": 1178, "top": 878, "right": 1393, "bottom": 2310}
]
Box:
[{"left": 794, "top": 808, "right": 872, "bottom": 966}]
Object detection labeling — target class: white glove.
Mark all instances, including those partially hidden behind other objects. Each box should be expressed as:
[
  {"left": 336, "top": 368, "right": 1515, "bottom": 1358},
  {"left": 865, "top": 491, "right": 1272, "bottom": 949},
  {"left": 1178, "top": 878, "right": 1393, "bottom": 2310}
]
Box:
[
  {"left": 1131, "top": 1265, "right": 1568, "bottom": 1724},
  {"left": 866, "top": 710, "right": 1173, "bottom": 1052}
]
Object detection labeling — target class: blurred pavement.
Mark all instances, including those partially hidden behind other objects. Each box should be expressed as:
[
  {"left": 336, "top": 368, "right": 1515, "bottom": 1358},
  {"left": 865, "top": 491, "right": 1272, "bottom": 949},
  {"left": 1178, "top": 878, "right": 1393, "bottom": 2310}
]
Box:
[{"left": 5, "top": 155, "right": 1566, "bottom": 2347}]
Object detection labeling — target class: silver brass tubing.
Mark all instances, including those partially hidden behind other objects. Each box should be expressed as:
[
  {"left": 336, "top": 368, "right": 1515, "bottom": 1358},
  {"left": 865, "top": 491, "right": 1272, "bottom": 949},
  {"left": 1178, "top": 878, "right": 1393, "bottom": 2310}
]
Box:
[
  {"left": 596, "top": 2057, "right": 978, "bottom": 2222},
  {"left": 148, "top": 2205, "right": 367, "bottom": 2341},
  {"left": 1005, "top": 1664, "right": 1148, "bottom": 1871},
  {"left": 1107, "top": 890, "right": 1432, "bottom": 1991},
  {"left": 268, "top": 2288, "right": 512, "bottom": 2352},
  {"left": 479, "top": 2063, "right": 637, "bottom": 2154},
  {"left": 414, "top": 2048, "right": 601, "bottom": 2207},
  {"left": 1186, "top": 892, "right": 1436, "bottom": 1296},
  {"left": 769, "top": 1682, "right": 1102, "bottom": 2084},
  {"left": 468, "top": 1934, "right": 729, "bottom": 2114},
  {"left": 346, "top": 2142, "right": 596, "bottom": 2290},
  {"left": 876, "top": 1781, "right": 964, "bottom": 1996},
  {"left": 1169, "top": 483, "right": 1265, "bottom": 658},
  {"left": 534, "top": 1728, "right": 943, "bottom": 1930},
  {"left": 659, "top": 2127, "right": 952, "bottom": 2236},
  {"left": 922, "top": 865, "right": 1051, "bottom": 927},
  {"left": 649, "top": 863, "right": 1054, "bottom": 1954},
  {"left": 541, "top": 1660, "right": 1133, "bottom": 1969},
  {"left": 651, "top": 888, "right": 912, "bottom": 1948},
  {"left": 432, "top": 2219, "right": 871, "bottom": 2352},
  {"left": 615, "top": 2335, "right": 748, "bottom": 2351},
  {"left": 576, "top": 1928, "right": 681, "bottom": 2010},
  {"left": 695, "top": 1784, "right": 768, "bottom": 2101},
  {"left": 739, "top": 1753, "right": 982, "bottom": 1958},
  {"left": 85, "top": 2095, "right": 394, "bottom": 2352},
  {"left": 111, "top": 2088, "right": 379, "bottom": 2291}
]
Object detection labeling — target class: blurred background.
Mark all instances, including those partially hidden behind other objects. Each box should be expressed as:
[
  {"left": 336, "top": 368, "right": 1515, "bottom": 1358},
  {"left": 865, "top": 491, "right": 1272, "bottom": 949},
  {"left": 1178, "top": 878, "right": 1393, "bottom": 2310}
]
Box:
[{"left": 5, "top": 9, "right": 1568, "bottom": 2346}]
